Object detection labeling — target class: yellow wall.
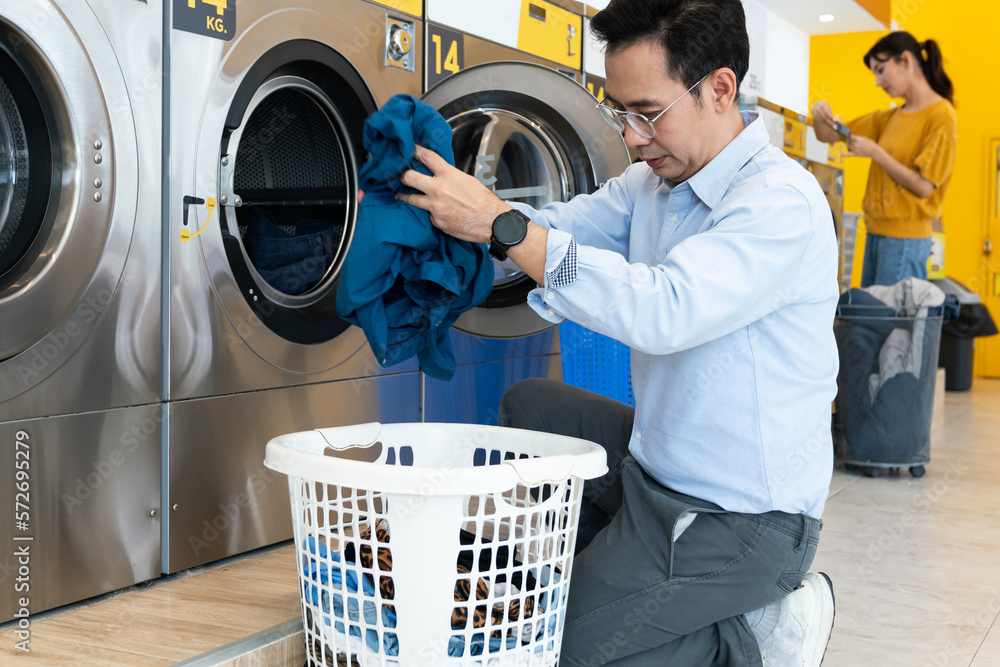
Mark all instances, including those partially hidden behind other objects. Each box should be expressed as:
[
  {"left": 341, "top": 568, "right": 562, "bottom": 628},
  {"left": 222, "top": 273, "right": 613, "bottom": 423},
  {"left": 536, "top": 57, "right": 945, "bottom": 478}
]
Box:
[{"left": 810, "top": 0, "right": 1000, "bottom": 375}]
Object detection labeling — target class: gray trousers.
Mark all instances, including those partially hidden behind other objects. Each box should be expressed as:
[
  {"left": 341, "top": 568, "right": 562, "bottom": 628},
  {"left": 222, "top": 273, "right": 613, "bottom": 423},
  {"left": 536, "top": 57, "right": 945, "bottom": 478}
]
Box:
[{"left": 499, "top": 379, "right": 822, "bottom": 667}]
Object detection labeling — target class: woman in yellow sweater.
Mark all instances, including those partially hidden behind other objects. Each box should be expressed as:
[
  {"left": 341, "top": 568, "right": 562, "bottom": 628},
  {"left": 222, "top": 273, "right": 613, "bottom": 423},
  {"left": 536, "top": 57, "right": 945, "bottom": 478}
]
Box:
[{"left": 813, "top": 31, "right": 958, "bottom": 287}]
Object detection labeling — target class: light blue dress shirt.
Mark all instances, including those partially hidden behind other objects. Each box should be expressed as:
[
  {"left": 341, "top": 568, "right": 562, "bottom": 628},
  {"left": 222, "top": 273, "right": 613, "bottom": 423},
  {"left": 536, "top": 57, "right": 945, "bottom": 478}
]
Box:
[{"left": 511, "top": 112, "right": 839, "bottom": 519}]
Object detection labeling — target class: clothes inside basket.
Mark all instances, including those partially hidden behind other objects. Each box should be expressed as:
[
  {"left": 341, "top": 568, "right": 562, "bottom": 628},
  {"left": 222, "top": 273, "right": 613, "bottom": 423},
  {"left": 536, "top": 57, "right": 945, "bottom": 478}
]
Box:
[{"left": 300, "top": 524, "right": 561, "bottom": 660}]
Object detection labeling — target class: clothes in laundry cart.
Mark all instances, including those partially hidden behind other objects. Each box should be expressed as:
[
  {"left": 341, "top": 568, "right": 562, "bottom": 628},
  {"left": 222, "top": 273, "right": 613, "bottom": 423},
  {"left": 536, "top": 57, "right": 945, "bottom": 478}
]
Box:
[
  {"left": 835, "top": 280, "right": 946, "bottom": 462},
  {"left": 337, "top": 94, "right": 494, "bottom": 381}
]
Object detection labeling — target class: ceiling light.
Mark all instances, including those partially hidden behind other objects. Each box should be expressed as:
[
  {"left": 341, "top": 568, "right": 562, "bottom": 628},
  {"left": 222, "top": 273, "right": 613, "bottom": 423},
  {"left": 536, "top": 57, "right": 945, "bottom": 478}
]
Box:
[{"left": 819, "top": 14, "right": 835, "bottom": 22}]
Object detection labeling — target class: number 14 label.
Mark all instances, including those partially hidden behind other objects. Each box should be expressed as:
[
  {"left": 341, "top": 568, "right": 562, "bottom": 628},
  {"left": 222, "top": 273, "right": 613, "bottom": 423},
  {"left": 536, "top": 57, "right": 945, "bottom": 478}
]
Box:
[{"left": 426, "top": 24, "right": 464, "bottom": 89}]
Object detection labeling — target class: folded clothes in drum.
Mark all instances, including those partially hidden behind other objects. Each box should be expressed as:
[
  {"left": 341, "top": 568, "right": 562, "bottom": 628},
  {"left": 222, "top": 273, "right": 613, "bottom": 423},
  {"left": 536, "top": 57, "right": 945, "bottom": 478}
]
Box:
[{"left": 243, "top": 207, "right": 337, "bottom": 295}]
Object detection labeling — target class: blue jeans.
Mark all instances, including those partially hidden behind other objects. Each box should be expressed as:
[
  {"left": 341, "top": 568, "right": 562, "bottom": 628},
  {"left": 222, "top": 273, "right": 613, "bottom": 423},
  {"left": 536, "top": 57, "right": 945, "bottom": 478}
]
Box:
[{"left": 861, "top": 233, "right": 932, "bottom": 287}]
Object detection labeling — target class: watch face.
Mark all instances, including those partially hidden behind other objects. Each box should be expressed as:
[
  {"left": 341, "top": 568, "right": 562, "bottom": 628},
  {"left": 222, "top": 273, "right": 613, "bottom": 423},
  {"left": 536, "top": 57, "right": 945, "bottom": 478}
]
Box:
[{"left": 495, "top": 211, "right": 527, "bottom": 245}]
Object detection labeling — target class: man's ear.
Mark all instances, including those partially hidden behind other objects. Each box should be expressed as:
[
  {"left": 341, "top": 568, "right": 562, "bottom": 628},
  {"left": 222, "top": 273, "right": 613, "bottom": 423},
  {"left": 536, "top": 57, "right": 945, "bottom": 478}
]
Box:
[{"left": 708, "top": 68, "right": 739, "bottom": 113}]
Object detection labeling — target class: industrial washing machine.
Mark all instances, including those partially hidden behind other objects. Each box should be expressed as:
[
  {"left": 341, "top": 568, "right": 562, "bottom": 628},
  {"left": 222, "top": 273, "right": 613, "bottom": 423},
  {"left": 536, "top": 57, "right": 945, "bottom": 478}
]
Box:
[
  {"left": 419, "top": 0, "right": 631, "bottom": 424},
  {"left": 0, "top": 0, "right": 163, "bottom": 621},
  {"left": 164, "top": 0, "right": 423, "bottom": 572}
]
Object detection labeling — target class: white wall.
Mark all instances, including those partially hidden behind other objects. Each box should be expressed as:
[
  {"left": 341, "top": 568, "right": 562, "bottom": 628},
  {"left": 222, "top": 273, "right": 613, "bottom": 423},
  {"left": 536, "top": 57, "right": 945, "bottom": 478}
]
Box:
[
  {"left": 426, "top": 0, "right": 521, "bottom": 47},
  {"left": 749, "top": 0, "right": 810, "bottom": 114}
]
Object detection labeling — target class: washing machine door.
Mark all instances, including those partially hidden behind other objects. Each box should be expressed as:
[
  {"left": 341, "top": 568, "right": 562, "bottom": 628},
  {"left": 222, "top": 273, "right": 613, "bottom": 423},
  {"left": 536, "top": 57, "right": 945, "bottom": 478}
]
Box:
[
  {"left": 422, "top": 61, "right": 630, "bottom": 339},
  {"left": 0, "top": 9, "right": 138, "bottom": 401},
  {"left": 185, "top": 33, "right": 380, "bottom": 373},
  {"left": 217, "top": 58, "right": 370, "bottom": 347}
]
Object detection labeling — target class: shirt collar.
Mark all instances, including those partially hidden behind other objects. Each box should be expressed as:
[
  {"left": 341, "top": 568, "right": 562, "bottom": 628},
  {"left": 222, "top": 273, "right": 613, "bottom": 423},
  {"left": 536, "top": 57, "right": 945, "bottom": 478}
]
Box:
[{"left": 682, "top": 111, "right": 770, "bottom": 208}]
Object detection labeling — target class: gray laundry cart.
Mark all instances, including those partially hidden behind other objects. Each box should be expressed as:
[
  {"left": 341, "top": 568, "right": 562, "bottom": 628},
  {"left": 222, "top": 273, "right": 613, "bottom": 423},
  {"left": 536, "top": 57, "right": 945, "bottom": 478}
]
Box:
[{"left": 833, "top": 302, "right": 943, "bottom": 478}]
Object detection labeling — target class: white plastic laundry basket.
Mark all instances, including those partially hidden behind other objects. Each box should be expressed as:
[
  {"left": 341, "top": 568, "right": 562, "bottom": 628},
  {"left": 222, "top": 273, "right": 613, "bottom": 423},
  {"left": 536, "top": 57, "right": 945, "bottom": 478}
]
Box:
[{"left": 264, "top": 422, "right": 607, "bottom": 667}]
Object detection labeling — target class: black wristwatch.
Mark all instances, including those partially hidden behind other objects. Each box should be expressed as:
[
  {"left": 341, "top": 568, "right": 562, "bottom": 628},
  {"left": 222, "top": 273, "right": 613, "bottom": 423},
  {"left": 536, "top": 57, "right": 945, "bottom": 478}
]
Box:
[{"left": 489, "top": 208, "right": 530, "bottom": 261}]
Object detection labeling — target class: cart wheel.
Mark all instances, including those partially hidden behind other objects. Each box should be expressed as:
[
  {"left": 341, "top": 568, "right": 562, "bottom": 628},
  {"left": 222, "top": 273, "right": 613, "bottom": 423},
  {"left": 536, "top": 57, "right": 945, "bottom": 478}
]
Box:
[
  {"left": 909, "top": 465, "right": 926, "bottom": 478},
  {"left": 864, "top": 467, "right": 879, "bottom": 478},
  {"left": 844, "top": 463, "right": 858, "bottom": 472}
]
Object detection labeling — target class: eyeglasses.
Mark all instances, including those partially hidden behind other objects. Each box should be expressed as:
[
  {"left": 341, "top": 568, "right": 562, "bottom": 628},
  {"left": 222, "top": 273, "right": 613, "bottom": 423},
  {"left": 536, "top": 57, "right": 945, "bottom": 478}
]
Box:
[{"left": 597, "top": 73, "right": 710, "bottom": 139}]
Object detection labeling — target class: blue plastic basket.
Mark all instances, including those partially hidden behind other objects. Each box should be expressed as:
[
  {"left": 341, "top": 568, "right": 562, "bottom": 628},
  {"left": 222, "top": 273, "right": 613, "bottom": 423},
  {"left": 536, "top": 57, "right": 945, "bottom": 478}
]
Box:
[{"left": 559, "top": 321, "right": 634, "bottom": 406}]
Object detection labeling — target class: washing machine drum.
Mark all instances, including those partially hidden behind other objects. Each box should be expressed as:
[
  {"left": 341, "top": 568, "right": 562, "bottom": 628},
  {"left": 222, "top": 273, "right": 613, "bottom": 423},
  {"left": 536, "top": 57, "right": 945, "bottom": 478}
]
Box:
[
  {"left": 231, "top": 86, "right": 351, "bottom": 298},
  {"left": 0, "top": 46, "right": 50, "bottom": 285},
  {"left": 0, "top": 78, "right": 30, "bottom": 258}
]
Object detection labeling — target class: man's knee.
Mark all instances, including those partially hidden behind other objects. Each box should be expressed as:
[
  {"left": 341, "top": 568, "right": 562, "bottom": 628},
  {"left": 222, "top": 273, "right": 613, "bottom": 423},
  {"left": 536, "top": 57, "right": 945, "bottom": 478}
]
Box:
[{"left": 499, "top": 378, "right": 560, "bottom": 428}]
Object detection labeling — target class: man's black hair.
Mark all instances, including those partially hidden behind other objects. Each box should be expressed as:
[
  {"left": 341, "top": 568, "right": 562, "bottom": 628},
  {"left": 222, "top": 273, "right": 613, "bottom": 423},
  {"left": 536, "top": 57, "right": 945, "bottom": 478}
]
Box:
[{"left": 590, "top": 0, "right": 749, "bottom": 103}]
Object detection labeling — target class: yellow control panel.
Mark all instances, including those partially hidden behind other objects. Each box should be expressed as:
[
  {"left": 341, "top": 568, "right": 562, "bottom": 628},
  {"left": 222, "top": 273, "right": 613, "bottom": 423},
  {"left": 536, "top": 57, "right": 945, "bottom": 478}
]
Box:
[
  {"left": 516, "top": 0, "right": 582, "bottom": 70},
  {"left": 782, "top": 115, "right": 807, "bottom": 160},
  {"left": 370, "top": 0, "right": 422, "bottom": 17},
  {"left": 827, "top": 142, "right": 845, "bottom": 168}
]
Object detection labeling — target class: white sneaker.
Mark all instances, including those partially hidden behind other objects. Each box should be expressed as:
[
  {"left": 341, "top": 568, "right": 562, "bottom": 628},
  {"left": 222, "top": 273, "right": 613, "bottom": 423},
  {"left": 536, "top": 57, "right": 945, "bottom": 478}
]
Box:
[{"left": 757, "top": 572, "right": 836, "bottom": 667}]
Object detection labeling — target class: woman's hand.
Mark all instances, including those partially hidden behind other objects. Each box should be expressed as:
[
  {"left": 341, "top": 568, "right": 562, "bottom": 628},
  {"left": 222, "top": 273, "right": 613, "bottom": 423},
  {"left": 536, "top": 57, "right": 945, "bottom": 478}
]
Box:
[
  {"left": 811, "top": 100, "right": 835, "bottom": 128},
  {"left": 844, "top": 134, "right": 883, "bottom": 159},
  {"left": 810, "top": 101, "right": 843, "bottom": 144},
  {"left": 847, "top": 135, "right": 936, "bottom": 198}
]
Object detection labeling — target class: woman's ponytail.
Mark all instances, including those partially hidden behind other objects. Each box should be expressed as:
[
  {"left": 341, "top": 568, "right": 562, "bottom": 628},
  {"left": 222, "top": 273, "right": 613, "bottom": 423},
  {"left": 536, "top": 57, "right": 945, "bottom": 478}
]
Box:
[{"left": 919, "top": 38, "right": 954, "bottom": 105}]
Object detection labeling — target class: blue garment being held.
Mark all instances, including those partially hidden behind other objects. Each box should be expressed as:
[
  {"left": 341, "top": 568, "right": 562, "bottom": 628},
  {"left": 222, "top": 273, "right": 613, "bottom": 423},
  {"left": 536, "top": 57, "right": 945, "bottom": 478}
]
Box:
[{"left": 337, "top": 94, "right": 495, "bottom": 381}]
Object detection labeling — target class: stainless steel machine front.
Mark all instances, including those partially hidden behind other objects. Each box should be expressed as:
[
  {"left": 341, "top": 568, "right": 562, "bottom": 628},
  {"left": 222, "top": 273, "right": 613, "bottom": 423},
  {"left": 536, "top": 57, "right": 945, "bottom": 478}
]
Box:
[{"left": 0, "top": 0, "right": 163, "bottom": 621}]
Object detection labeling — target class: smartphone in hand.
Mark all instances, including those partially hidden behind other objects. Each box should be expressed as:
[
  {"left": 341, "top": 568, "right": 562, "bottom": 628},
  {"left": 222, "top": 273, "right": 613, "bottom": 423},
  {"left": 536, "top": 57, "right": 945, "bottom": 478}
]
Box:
[{"left": 833, "top": 121, "right": 852, "bottom": 139}]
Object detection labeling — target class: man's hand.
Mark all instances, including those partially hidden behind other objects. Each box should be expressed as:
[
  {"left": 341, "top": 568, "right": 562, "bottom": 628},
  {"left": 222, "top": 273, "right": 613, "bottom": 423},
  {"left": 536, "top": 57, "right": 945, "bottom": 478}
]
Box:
[{"left": 397, "top": 144, "right": 509, "bottom": 244}]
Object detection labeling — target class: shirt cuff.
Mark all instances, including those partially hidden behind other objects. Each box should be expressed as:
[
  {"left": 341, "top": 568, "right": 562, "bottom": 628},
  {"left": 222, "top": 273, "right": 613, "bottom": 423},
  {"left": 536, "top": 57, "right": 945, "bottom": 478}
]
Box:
[
  {"left": 546, "top": 238, "right": 578, "bottom": 288},
  {"left": 542, "top": 228, "right": 576, "bottom": 288},
  {"left": 525, "top": 228, "right": 576, "bottom": 324}
]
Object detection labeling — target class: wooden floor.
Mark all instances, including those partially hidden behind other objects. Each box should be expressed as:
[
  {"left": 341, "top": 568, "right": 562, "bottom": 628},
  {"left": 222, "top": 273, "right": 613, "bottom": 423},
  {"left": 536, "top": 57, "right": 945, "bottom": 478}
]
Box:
[{"left": 1, "top": 380, "right": 1000, "bottom": 665}]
